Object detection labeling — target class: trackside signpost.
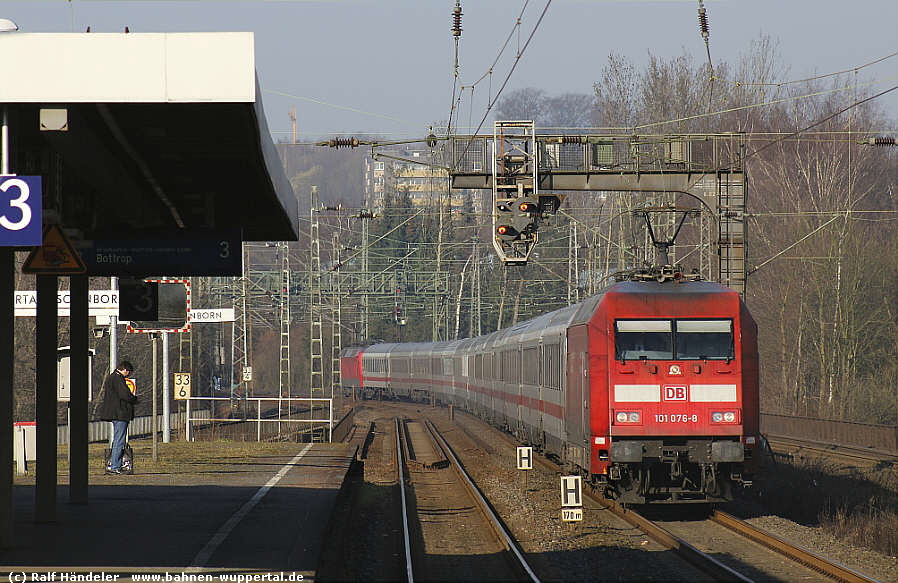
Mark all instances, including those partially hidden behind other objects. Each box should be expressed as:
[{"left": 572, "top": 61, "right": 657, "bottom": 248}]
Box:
[
  {"left": 517, "top": 446, "right": 533, "bottom": 493},
  {"left": 173, "top": 373, "right": 191, "bottom": 400},
  {"left": 0, "top": 176, "right": 42, "bottom": 247},
  {"left": 561, "top": 475, "right": 584, "bottom": 522}
]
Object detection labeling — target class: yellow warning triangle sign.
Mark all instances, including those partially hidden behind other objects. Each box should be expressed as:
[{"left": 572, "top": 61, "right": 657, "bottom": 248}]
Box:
[{"left": 22, "top": 224, "right": 87, "bottom": 274}]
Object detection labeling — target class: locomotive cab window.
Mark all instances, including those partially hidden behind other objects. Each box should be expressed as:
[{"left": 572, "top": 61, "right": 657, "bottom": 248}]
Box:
[
  {"left": 676, "top": 319, "right": 734, "bottom": 360},
  {"left": 615, "top": 320, "right": 673, "bottom": 360},
  {"left": 614, "top": 319, "right": 734, "bottom": 361}
]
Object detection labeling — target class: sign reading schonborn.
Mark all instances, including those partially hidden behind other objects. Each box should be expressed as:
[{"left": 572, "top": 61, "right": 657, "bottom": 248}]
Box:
[
  {"left": 15, "top": 289, "right": 119, "bottom": 316},
  {"left": 16, "top": 290, "right": 236, "bottom": 324}
]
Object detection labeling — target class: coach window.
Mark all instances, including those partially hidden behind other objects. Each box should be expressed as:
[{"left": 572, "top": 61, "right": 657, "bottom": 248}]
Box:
[
  {"left": 675, "top": 320, "right": 734, "bottom": 360},
  {"left": 542, "top": 343, "right": 562, "bottom": 389},
  {"left": 615, "top": 320, "right": 673, "bottom": 360},
  {"left": 522, "top": 347, "right": 539, "bottom": 385}
]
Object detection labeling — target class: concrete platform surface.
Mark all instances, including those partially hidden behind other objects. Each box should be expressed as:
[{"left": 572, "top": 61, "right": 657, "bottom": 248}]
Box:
[{"left": 1, "top": 441, "right": 356, "bottom": 581}]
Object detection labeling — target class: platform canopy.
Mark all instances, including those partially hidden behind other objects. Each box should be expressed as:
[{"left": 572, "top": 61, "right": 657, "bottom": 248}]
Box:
[{"left": 0, "top": 32, "right": 297, "bottom": 242}]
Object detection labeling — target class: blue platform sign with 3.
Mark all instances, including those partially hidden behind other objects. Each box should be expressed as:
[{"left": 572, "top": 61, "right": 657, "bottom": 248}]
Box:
[{"left": 0, "top": 175, "right": 42, "bottom": 247}]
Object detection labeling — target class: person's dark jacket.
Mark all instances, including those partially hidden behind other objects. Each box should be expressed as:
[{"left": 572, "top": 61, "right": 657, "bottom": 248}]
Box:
[{"left": 98, "top": 371, "right": 138, "bottom": 421}]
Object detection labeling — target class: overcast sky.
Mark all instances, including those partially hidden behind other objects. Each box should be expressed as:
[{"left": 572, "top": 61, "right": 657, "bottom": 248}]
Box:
[{"left": 2, "top": 0, "right": 896, "bottom": 141}]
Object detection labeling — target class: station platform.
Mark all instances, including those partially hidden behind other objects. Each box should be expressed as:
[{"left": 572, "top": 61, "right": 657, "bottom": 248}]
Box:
[{"left": 1, "top": 440, "right": 357, "bottom": 580}]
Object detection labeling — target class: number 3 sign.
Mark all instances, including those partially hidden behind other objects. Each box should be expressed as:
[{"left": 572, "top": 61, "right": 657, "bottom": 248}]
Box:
[{"left": 0, "top": 175, "right": 42, "bottom": 246}]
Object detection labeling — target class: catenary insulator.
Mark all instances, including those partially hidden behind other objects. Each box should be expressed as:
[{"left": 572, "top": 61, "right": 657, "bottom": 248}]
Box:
[
  {"left": 329, "top": 137, "right": 360, "bottom": 148},
  {"left": 868, "top": 136, "right": 896, "bottom": 146},
  {"left": 452, "top": 3, "right": 463, "bottom": 37},
  {"left": 697, "top": 3, "right": 709, "bottom": 39}
]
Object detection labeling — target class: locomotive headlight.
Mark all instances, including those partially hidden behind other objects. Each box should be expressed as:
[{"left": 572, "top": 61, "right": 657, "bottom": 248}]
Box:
[
  {"left": 615, "top": 411, "right": 641, "bottom": 424},
  {"left": 712, "top": 411, "right": 738, "bottom": 423}
]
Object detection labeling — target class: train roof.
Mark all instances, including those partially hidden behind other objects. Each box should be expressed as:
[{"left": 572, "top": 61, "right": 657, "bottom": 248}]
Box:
[
  {"left": 605, "top": 279, "right": 739, "bottom": 297},
  {"left": 339, "top": 346, "right": 365, "bottom": 358},
  {"left": 354, "top": 280, "right": 741, "bottom": 357},
  {"left": 360, "top": 343, "right": 401, "bottom": 357}
]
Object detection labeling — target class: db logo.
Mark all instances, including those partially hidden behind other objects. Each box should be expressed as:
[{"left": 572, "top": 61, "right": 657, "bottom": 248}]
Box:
[{"left": 663, "top": 385, "right": 688, "bottom": 401}]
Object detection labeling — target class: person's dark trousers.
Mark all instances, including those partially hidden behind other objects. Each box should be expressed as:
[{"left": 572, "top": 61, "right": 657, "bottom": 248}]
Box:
[{"left": 109, "top": 420, "right": 129, "bottom": 471}]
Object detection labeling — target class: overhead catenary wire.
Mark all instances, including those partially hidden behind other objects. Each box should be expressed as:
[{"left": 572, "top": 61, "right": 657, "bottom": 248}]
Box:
[
  {"left": 453, "top": 0, "right": 552, "bottom": 165},
  {"left": 634, "top": 74, "right": 898, "bottom": 131},
  {"left": 743, "top": 83, "right": 898, "bottom": 161},
  {"left": 449, "top": 0, "right": 530, "bottom": 138},
  {"left": 725, "top": 49, "right": 898, "bottom": 89},
  {"left": 263, "top": 88, "right": 406, "bottom": 124}
]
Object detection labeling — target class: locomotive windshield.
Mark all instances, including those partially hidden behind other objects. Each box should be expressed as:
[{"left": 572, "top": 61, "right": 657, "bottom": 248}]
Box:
[
  {"left": 615, "top": 320, "right": 673, "bottom": 360},
  {"left": 676, "top": 320, "right": 734, "bottom": 360},
  {"left": 615, "top": 319, "right": 734, "bottom": 361}
]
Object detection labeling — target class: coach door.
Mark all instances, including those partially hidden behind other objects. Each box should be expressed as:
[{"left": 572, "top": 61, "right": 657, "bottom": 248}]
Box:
[{"left": 565, "top": 325, "right": 589, "bottom": 464}]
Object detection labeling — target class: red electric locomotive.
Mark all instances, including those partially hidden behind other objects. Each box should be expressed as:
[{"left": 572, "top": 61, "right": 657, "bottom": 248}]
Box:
[
  {"left": 343, "top": 276, "right": 758, "bottom": 504},
  {"left": 586, "top": 279, "right": 758, "bottom": 503},
  {"left": 339, "top": 346, "right": 364, "bottom": 397}
]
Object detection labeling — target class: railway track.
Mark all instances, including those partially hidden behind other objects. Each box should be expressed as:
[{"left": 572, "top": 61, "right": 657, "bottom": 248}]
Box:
[
  {"left": 395, "top": 415, "right": 540, "bottom": 582},
  {"left": 443, "top": 406, "right": 882, "bottom": 583}
]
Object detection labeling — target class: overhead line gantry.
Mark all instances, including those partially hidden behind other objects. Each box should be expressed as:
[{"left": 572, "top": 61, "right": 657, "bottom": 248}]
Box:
[{"left": 446, "top": 122, "right": 747, "bottom": 293}]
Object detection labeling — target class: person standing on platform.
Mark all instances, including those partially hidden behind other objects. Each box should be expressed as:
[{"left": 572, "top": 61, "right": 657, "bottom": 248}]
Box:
[{"left": 99, "top": 360, "right": 138, "bottom": 474}]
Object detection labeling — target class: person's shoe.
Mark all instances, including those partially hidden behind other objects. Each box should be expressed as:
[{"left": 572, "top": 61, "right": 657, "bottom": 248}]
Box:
[{"left": 105, "top": 468, "right": 123, "bottom": 475}]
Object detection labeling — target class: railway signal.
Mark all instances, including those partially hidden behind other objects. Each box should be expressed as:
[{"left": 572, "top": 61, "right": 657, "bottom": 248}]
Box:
[{"left": 495, "top": 196, "right": 540, "bottom": 243}]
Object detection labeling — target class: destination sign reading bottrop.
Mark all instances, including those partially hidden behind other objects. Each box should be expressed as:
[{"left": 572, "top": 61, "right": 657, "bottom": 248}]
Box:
[{"left": 76, "top": 233, "right": 241, "bottom": 276}]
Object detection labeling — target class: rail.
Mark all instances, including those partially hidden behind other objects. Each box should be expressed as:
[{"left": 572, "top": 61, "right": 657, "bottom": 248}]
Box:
[
  {"left": 396, "top": 418, "right": 414, "bottom": 583},
  {"left": 426, "top": 419, "right": 541, "bottom": 582},
  {"left": 711, "top": 510, "right": 879, "bottom": 583},
  {"left": 184, "top": 397, "right": 333, "bottom": 442}
]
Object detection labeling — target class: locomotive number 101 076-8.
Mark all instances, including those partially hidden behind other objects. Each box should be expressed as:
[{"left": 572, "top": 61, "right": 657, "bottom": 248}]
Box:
[{"left": 654, "top": 414, "right": 699, "bottom": 423}]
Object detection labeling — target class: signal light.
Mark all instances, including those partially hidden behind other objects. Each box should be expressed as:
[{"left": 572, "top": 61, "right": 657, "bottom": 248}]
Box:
[
  {"left": 496, "top": 224, "right": 518, "bottom": 241},
  {"left": 511, "top": 196, "right": 539, "bottom": 235}
]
